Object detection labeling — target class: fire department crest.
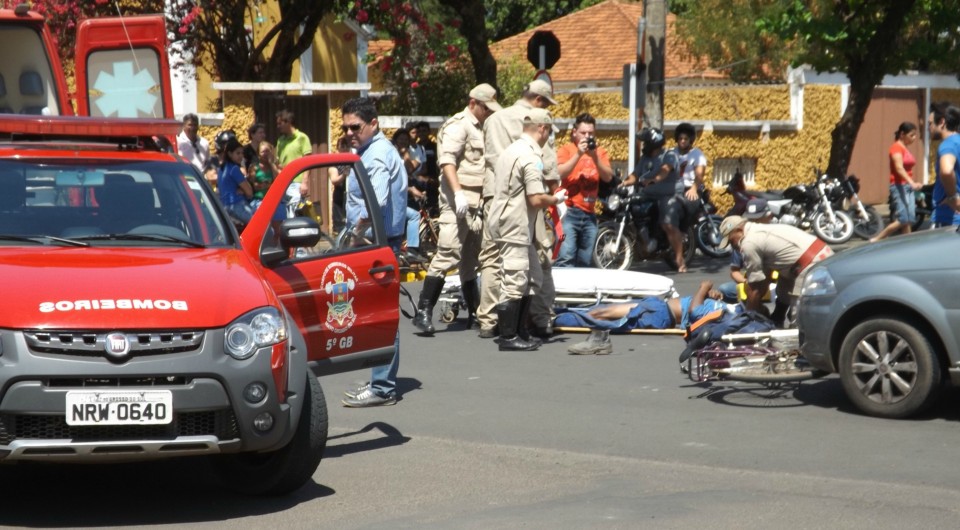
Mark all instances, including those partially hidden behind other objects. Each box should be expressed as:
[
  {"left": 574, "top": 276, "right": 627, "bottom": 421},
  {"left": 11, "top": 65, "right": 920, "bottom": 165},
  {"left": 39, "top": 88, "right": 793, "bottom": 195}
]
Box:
[{"left": 322, "top": 262, "right": 358, "bottom": 333}]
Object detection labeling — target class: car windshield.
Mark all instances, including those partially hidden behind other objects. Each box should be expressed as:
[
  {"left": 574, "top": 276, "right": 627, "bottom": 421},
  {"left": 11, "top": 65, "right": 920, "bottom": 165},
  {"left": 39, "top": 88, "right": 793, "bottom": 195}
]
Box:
[{"left": 0, "top": 159, "right": 231, "bottom": 247}]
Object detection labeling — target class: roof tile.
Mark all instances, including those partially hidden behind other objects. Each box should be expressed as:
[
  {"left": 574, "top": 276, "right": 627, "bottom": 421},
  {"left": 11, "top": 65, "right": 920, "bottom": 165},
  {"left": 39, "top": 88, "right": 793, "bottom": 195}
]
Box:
[{"left": 490, "top": 0, "right": 721, "bottom": 84}]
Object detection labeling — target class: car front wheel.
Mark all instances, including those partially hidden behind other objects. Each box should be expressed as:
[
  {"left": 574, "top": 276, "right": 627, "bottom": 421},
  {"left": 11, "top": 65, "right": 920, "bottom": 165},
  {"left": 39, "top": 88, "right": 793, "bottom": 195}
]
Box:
[
  {"left": 838, "top": 317, "right": 942, "bottom": 419},
  {"left": 212, "top": 374, "right": 328, "bottom": 495}
]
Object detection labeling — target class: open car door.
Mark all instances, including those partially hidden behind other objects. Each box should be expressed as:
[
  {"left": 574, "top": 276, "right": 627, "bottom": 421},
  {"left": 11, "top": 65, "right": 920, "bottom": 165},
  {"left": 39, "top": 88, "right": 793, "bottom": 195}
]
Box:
[
  {"left": 242, "top": 154, "right": 400, "bottom": 376},
  {"left": 74, "top": 15, "right": 173, "bottom": 119}
]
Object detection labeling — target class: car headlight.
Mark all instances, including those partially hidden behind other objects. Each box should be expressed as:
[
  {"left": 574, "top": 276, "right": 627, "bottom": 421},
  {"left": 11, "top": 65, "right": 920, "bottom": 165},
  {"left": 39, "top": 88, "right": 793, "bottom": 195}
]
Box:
[
  {"left": 225, "top": 307, "right": 287, "bottom": 360},
  {"left": 800, "top": 266, "right": 836, "bottom": 297},
  {"left": 605, "top": 194, "right": 621, "bottom": 212}
]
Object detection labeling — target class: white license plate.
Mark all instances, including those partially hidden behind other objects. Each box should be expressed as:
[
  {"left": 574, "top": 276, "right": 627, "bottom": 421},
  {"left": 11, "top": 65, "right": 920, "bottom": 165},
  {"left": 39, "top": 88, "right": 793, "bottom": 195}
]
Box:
[{"left": 65, "top": 390, "right": 173, "bottom": 426}]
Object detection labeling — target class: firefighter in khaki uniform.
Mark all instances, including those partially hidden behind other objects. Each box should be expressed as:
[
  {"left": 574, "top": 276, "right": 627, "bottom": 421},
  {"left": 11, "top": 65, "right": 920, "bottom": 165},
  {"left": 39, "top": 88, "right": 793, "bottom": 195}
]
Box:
[
  {"left": 412, "top": 84, "right": 502, "bottom": 335},
  {"left": 477, "top": 79, "right": 559, "bottom": 339},
  {"left": 718, "top": 215, "right": 834, "bottom": 326},
  {"left": 487, "top": 109, "right": 568, "bottom": 351}
]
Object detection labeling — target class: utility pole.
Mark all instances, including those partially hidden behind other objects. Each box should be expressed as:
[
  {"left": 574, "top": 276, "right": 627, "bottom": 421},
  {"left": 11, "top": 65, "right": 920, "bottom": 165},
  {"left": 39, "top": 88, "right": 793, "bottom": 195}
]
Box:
[{"left": 642, "top": 0, "right": 666, "bottom": 130}]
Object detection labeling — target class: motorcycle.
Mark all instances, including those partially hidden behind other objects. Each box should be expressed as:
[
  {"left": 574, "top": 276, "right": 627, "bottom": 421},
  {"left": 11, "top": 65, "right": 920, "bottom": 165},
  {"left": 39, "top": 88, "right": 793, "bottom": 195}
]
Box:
[
  {"left": 823, "top": 173, "right": 883, "bottom": 240},
  {"left": 593, "top": 185, "right": 726, "bottom": 270},
  {"left": 691, "top": 187, "right": 731, "bottom": 258},
  {"left": 725, "top": 167, "right": 855, "bottom": 245}
]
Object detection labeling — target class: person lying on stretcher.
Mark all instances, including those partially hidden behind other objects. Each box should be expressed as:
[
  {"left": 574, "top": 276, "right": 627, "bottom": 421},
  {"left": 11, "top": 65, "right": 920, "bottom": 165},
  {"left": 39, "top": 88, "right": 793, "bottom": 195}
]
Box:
[
  {"left": 557, "top": 281, "right": 736, "bottom": 355},
  {"left": 554, "top": 280, "right": 740, "bottom": 355}
]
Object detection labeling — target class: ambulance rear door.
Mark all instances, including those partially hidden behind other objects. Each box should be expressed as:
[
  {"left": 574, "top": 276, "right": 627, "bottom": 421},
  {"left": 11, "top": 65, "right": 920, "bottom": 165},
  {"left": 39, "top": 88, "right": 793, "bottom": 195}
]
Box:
[{"left": 74, "top": 15, "right": 173, "bottom": 119}]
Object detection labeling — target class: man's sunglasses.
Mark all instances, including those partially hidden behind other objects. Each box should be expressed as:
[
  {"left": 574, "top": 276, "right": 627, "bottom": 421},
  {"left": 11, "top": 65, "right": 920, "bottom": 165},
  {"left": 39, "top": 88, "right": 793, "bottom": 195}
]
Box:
[{"left": 341, "top": 123, "right": 365, "bottom": 133}]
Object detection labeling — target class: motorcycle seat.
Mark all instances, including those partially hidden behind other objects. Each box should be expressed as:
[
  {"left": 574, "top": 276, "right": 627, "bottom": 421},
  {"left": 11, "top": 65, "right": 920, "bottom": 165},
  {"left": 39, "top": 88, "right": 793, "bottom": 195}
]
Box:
[{"left": 753, "top": 190, "right": 785, "bottom": 200}]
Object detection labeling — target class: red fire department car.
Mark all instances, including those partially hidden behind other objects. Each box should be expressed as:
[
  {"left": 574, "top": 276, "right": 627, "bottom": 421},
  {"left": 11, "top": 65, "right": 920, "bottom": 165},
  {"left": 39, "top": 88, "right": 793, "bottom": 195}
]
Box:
[{"left": 0, "top": 6, "right": 400, "bottom": 495}]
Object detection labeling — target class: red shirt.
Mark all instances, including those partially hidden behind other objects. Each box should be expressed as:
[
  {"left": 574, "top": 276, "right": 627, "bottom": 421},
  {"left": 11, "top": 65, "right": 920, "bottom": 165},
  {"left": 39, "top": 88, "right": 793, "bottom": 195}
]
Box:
[
  {"left": 558, "top": 142, "right": 610, "bottom": 213},
  {"left": 889, "top": 141, "right": 915, "bottom": 185}
]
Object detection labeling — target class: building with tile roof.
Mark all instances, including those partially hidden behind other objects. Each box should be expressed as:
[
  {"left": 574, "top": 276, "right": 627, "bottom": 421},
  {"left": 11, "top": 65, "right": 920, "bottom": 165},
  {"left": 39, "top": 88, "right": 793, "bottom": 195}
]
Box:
[{"left": 490, "top": 0, "right": 724, "bottom": 90}]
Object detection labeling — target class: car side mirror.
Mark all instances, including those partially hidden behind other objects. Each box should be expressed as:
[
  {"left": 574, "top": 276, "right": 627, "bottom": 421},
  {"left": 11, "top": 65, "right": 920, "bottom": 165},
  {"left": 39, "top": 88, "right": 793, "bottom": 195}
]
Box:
[{"left": 261, "top": 217, "right": 322, "bottom": 266}]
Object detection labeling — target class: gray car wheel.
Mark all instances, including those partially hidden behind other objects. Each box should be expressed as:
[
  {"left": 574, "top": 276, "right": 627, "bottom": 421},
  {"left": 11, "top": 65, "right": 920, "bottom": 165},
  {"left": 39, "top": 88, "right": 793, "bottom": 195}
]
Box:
[{"left": 838, "top": 318, "right": 941, "bottom": 419}]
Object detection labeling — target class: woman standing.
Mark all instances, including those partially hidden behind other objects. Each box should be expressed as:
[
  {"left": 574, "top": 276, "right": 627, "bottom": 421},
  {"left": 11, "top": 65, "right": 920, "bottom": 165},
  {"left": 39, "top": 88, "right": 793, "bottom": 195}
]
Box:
[
  {"left": 391, "top": 129, "right": 428, "bottom": 263},
  {"left": 871, "top": 122, "right": 922, "bottom": 242},
  {"left": 218, "top": 137, "right": 255, "bottom": 224}
]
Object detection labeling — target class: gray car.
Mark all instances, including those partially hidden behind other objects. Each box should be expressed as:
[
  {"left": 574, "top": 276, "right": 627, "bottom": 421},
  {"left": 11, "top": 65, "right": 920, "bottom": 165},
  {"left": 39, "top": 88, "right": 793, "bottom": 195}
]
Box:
[{"left": 797, "top": 227, "right": 960, "bottom": 418}]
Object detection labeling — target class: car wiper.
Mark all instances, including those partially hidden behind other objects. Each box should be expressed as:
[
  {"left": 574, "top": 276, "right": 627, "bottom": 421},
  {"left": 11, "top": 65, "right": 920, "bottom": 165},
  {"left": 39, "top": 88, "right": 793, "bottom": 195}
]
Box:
[
  {"left": 0, "top": 234, "right": 90, "bottom": 247},
  {"left": 73, "top": 233, "right": 205, "bottom": 248}
]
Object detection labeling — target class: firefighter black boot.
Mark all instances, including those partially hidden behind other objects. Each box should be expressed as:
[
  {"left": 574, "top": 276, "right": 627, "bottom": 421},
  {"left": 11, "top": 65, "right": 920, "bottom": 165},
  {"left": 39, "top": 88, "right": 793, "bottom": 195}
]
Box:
[
  {"left": 413, "top": 275, "right": 445, "bottom": 335},
  {"left": 461, "top": 279, "right": 480, "bottom": 330},
  {"left": 516, "top": 295, "right": 543, "bottom": 347},
  {"left": 497, "top": 299, "right": 540, "bottom": 351}
]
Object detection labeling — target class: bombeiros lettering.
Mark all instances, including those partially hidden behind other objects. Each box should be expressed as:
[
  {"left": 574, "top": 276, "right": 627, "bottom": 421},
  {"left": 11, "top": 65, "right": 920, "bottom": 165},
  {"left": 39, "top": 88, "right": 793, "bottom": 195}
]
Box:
[{"left": 39, "top": 299, "right": 189, "bottom": 313}]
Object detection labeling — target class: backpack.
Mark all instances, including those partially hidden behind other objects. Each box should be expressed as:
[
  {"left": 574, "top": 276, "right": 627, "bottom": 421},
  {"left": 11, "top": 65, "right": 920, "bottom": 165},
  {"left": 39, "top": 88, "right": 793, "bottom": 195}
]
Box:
[{"left": 684, "top": 309, "right": 776, "bottom": 344}]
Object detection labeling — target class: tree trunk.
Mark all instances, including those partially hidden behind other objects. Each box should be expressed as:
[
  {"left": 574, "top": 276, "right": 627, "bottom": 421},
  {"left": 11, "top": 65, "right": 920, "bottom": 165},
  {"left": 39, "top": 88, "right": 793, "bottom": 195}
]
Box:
[
  {"left": 438, "top": 0, "right": 499, "bottom": 90},
  {"left": 825, "top": 0, "right": 918, "bottom": 178}
]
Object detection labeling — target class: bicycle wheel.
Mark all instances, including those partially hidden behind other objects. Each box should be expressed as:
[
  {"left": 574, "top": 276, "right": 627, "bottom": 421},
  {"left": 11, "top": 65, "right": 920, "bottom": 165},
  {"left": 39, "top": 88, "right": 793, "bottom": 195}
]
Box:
[
  {"left": 719, "top": 353, "right": 823, "bottom": 383},
  {"left": 417, "top": 216, "right": 438, "bottom": 256}
]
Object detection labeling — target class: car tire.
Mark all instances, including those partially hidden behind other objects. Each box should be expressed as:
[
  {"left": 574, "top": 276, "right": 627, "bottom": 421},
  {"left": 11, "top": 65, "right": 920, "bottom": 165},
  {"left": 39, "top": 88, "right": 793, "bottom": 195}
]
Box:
[
  {"left": 212, "top": 374, "right": 328, "bottom": 496},
  {"left": 838, "top": 317, "right": 942, "bottom": 419}
]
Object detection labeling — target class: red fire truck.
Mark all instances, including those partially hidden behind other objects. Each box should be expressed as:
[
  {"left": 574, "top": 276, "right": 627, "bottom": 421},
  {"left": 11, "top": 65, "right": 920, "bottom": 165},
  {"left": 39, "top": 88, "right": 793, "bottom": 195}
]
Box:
[{"left": 0, "top": 5, "right": 399, "bottom": 495}]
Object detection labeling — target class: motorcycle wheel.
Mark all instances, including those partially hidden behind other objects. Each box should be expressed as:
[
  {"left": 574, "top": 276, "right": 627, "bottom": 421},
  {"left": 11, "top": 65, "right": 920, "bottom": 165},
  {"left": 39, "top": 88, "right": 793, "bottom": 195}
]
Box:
[
  {"left": 852, "top": 206, "right": 884, "bottom": 240},
  {"left": 695, "top": 214, "right": 732, "bottom": 258},
  {"left": 812, "top": 209, "right": 855, "bottom": 244},
  {"left": 593, "top": 225, "right": 634, "bottom": 270}
]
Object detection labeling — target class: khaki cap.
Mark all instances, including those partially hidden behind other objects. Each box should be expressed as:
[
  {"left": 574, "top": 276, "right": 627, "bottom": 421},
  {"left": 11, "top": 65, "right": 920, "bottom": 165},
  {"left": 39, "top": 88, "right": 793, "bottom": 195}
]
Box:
[
  {"left": 718, "top": 215, "right": 747, "bottom": 248},
  {"left": 469, "top": 83, "right": 503, "bottom": 112},
  {"left": 524, "top": 79, "right": 558, "bottom": 106},
  {"left": 523, "top": 107, "right": 554, "bottom": 125}
]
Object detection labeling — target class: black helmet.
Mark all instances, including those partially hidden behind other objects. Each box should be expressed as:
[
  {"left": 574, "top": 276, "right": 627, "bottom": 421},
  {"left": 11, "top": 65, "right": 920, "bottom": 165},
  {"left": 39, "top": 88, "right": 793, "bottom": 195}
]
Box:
[
  {"left": 674, "top": 122, "right": 696, "bottom": 141},
  {"left": 639, "top": 127, "right": 665, "bottom": 150},
  {"left": 214, "top": 129, "right": 237, "bottom": 154}
]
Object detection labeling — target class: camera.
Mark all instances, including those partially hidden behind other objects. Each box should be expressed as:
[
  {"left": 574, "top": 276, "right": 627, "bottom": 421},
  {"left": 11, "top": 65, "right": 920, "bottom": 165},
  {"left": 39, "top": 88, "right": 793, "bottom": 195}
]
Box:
[{"left": 586, "top": 136, "right": 597, "bottom": 150}]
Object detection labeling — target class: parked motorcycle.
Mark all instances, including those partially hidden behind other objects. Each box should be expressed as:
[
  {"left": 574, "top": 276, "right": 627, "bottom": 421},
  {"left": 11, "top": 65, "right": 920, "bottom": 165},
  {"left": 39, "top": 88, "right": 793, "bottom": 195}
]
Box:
[
  {"left": 823, "top": 173, "right": 883, "bottom": 240},
  {"left": 691, "top": 187, "right": 731, "bottom": 258},
  {"left": 593, "top": 186, "right": 704, "bottom": 270},
  {"left": 725, "top": 167, "right": 855, "bottom": 244}
]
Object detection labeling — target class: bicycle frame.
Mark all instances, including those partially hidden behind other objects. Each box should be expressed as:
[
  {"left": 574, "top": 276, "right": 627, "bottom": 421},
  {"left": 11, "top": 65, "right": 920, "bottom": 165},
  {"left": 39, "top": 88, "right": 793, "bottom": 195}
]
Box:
[
  {"left": 688, "top": 342, "right": 785, "bottom": 382},
  {"left": 687, "top": 329, "right": 808, "bottom": 383}
]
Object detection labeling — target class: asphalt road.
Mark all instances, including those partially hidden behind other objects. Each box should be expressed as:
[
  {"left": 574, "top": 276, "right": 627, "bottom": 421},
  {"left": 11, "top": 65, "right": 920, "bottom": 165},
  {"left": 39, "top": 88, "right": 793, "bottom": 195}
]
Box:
[{"left": 3, "top": 239, "right": 960, "bottom": 529}]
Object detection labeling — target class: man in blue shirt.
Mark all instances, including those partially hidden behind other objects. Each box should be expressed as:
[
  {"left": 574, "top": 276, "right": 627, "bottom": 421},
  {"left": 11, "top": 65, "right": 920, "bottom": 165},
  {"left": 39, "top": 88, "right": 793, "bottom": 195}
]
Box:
[
  {"left": 929, "top": 101, "right": 960, "bottom": 227},
  {"left": 340, "top": 97, "right": 406, "bottom": 407}
]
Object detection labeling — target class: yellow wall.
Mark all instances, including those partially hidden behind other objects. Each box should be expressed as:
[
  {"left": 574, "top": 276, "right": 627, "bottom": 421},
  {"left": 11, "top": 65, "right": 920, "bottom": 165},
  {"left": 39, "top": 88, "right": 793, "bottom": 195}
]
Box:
[
  {"left": 544, "top": 85, "right": 839, "bottom": 211},
  {"left": 313, "top": 16, "right": 360, "bottom": 84},
  {"left": 666, "top": 85, "right": 792, "bottom": 121}
]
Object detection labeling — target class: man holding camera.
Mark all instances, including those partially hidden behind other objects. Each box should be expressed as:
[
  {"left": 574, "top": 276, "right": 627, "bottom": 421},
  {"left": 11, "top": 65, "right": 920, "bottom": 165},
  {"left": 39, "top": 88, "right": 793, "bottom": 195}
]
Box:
[{"left": 556, "top": 113, "right": 614, "bottom": 267}]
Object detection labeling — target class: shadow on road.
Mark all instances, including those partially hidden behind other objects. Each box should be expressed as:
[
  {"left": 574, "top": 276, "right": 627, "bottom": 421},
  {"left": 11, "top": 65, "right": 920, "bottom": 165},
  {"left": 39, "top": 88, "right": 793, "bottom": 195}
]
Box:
[
  {"left": 0, "top": 457, "right": 333, "bottom": 527},
  {"left": 681, "top": 377, "right": 849, "bottom": 410},
  {"left": 325, "top": 421, "right": 411, "bottom": 459}
]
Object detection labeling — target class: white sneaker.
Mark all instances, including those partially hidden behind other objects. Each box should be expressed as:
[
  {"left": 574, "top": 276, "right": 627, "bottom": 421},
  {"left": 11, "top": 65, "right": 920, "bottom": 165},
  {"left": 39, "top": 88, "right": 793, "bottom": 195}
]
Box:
[{"left": 343, "top": 381, "right": 370, "bottom": 399}]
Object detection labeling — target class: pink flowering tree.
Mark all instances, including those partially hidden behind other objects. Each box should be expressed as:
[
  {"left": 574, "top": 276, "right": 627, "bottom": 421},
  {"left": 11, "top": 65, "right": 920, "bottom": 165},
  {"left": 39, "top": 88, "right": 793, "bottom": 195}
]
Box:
[{"left": 345, "top": 0, "right": 478, "bottom": 114}]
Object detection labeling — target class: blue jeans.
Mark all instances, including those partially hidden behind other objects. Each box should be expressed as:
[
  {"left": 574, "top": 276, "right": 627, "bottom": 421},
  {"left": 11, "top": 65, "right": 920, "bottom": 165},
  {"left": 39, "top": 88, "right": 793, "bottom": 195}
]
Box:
[
  {"left": 371, "top": 238, "right": 403, "bottom": 398},
  {"left": 371, "top": 331, "right": 399, "bottom": 398},
  {"left": 889, "top": 184, "right": 916, "bottom": 224},
  {"left": 556, "top": 206, "right": 598, "bottom": 267},
  {"left": 717, "top": 281, "right": 740, "bottom": 304},
  {"left": 406, "top": 207, "right": 420, "bottom": 249},
  {"left": 224, "top": 201, "right": 254, "bottom": 223}
]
